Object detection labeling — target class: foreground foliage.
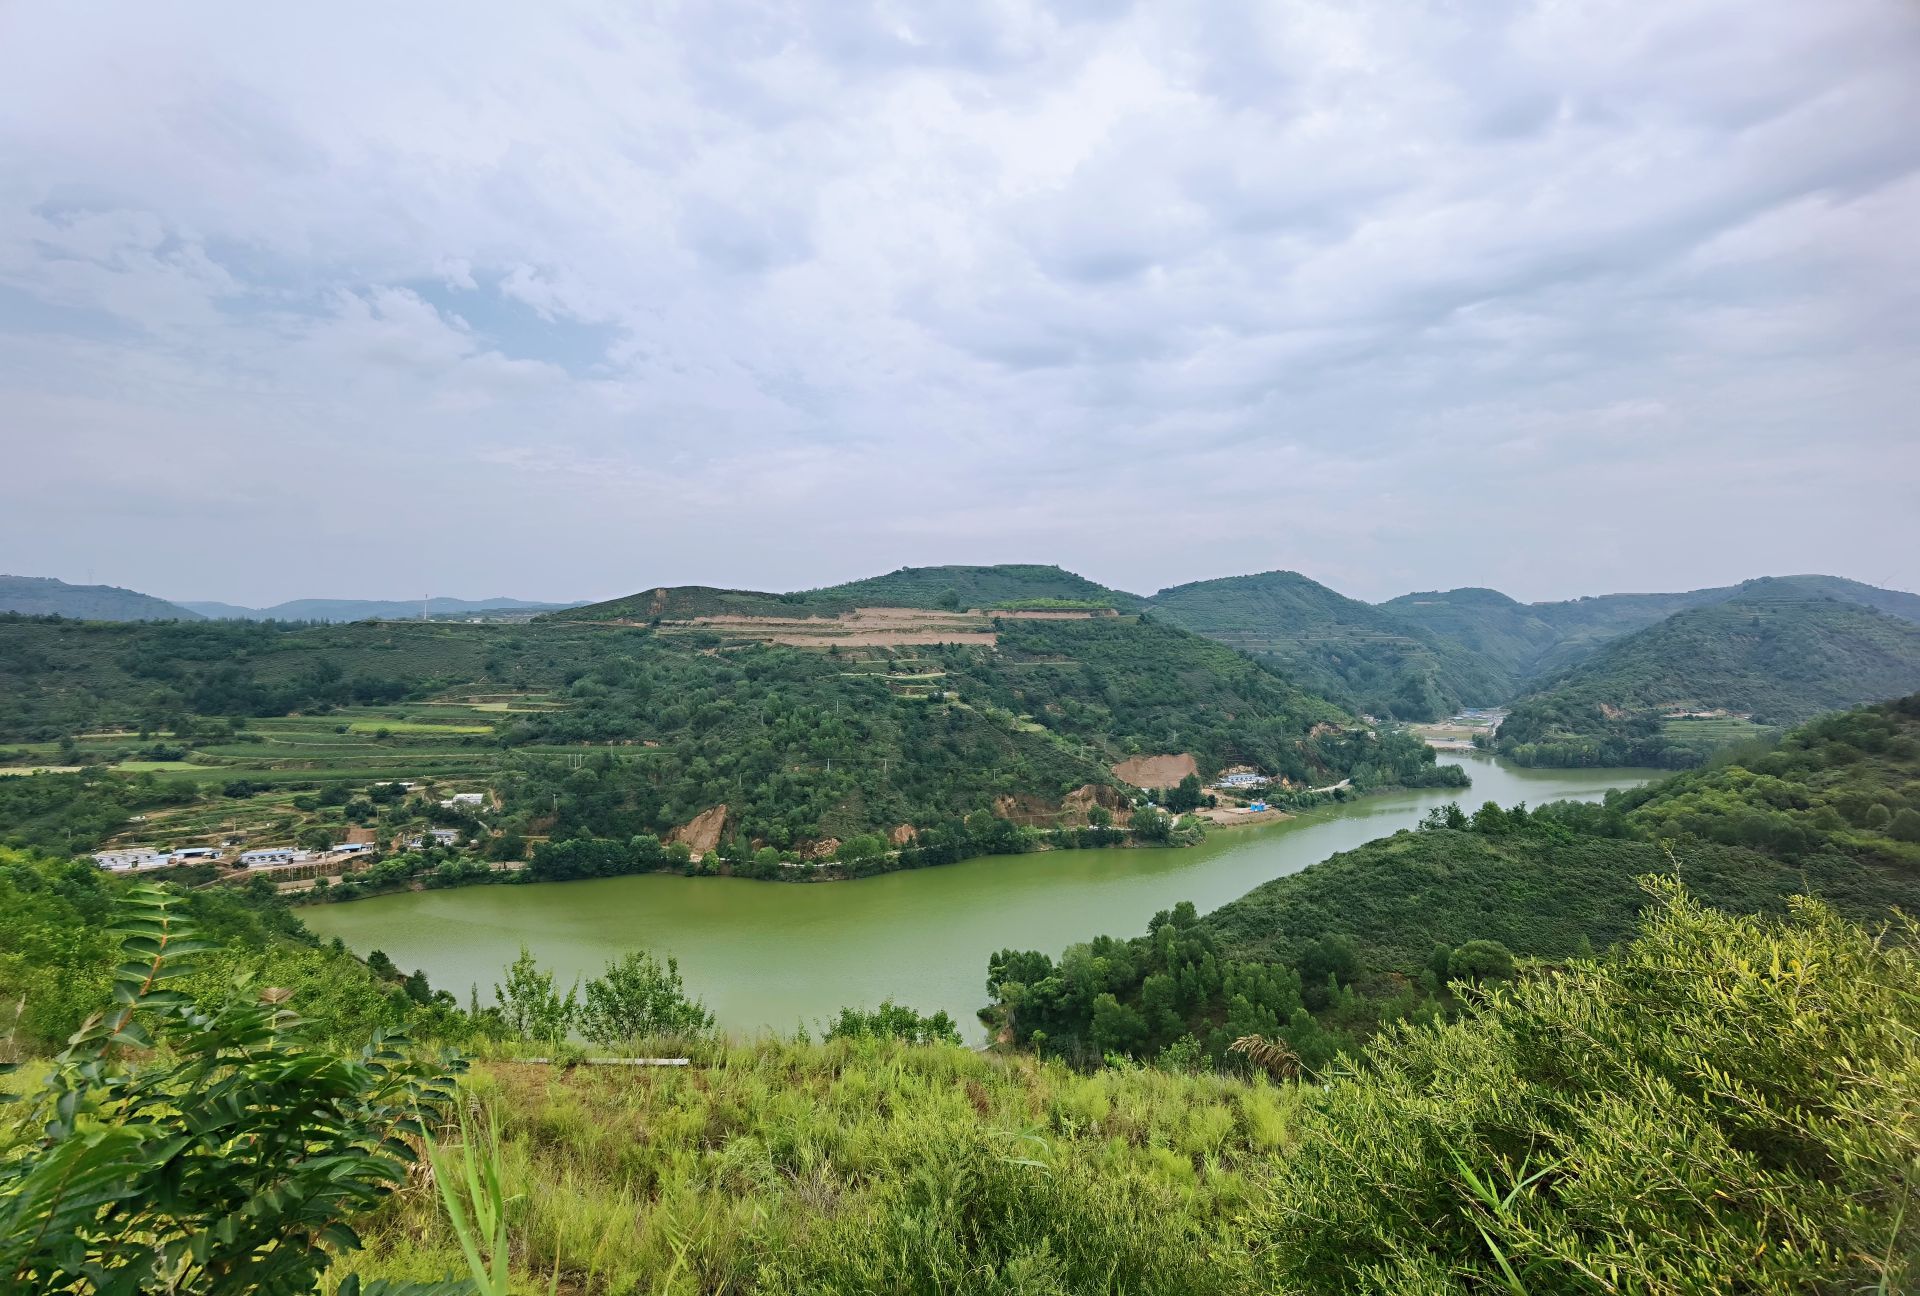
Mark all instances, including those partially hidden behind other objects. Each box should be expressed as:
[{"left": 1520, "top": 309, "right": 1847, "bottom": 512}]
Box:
[
  {"left": 1264, "top": 880, "right": 1919, "bottom": 1294},
  {"left": 327, "top": 885, "right": 1919, "bottom": 1294},
  {"left": 0, "top": 887, "right": 458, "bottom": 1294}
]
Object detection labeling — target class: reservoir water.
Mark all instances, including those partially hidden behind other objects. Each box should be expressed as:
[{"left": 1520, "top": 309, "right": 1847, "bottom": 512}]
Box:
[{"left": 304, "top": 753, "right": 1657, "bottom": 1041}]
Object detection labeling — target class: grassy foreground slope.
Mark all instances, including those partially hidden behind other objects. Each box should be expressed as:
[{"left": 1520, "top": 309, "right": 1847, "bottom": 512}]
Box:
[
  {"left": 1148, "top": 570, "right": 1510, "bottom": 719},
  {"left": 1496, "top": 587, "right": 1920, "bottom": 766},
  {"left": 325, "top": 887, "right": 1914, "bottom": 1295}
]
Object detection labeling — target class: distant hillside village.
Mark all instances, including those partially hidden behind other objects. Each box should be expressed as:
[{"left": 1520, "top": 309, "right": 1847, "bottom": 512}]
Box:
[{"left": 90, "top": 786, "right": 483, "bottom": 877}]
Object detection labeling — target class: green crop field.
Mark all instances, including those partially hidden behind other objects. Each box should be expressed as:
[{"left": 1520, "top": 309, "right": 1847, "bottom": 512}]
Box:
[{"left": 1661, "top": 716, "right": 1772, "bottom": 742}]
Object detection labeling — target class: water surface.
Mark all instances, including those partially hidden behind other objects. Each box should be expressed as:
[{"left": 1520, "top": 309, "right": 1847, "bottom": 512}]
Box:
[{"left": 305, "top": 754, "right": 1655, "bottom": 1040}]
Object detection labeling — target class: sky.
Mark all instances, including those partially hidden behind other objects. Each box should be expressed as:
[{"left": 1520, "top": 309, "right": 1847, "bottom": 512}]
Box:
[{"left": 2, "top": 1, "right": 1917, "bottom": 608}]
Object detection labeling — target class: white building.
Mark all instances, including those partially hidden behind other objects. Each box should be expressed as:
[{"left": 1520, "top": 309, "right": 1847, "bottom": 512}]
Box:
[
  {"left": 409, "top": 827, "right": 461, "bottom": 848},
  {"left": 240, "top": 847, "right": 297, "bottom": 868},
  {"left": 1215, "top": 772, "right": 1272, "bottom": 789},
  {"left": 329, "top": 842, "right": 374, "bottom": 856},
  {"left": 93, "top": 846, "right": 171, "bottom": 872},
  {"left": 168, "top": 846, "right": 222, "bottom": 864},
  {"left": 440, "top": 792, "right": 485, "bottom": 808}
]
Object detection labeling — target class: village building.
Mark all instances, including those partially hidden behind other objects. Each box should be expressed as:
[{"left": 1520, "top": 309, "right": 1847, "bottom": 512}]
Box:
[
  {"left": 92, "top": 846, "right": 171, "bottom": 872},
  {"left": 240, "top": 847, "right": 298, "bottom": 868}
]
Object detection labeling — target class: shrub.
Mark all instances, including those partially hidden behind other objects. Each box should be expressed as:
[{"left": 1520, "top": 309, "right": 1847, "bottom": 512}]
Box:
[{"left": 1258, "top": 880, "right": 1918, "bottom": 1293}]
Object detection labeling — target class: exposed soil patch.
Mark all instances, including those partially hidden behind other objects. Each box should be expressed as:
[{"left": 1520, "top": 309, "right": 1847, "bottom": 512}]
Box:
[
  {"left": 669, "top": 805, "right": 729, "bottom": 856},
  {"left": 1110, "top": 753, "right": 1199, "bottom": 788}
]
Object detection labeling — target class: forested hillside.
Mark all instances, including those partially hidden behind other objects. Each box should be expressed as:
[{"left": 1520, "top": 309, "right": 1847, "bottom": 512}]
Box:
[
  {"left": 987, "top": 694, "right": 1920, "bottom": 1071},
  {"left": 1384, "top": 572, "right": 1920, "bottom": 683},
  {"left": 0, "top": 574, "right": 200, "bottom": 622},
  {"left": 0, "top": 610, "right": 1453, "bottom": 860},
  {"left": 1495, "top": 590, "right": 1920, "bottom": 766},
  {"left": 1148, "top": 570, "right": 1508, "bottom": 719}
]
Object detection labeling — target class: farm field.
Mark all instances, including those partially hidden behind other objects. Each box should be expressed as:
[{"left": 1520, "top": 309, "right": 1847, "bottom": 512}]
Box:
[
  {"left": 1661, "top": 715, "right": 1774, "bottom": 743},
  {"left": 0, "top": 700, "right": 524, "bottom": 857}
]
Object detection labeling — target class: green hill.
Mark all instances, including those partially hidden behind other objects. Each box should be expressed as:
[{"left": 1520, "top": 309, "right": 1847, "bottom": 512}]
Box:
[
  {"left": 1384, "top": 573, "right": 1920, "bottom": 684},
  {"left": 0, "top": 574, "right": 201, "bottom": 622},
  {"left": 1147, "top": 570, "right": 1510, "bottom": 719},
  {"left": 804, "top": 563, "right": 1144, "bottom": 610},
  {"left": 0, "top": 610, "right": 1455, "bottom": 858},
  {"left": 987, "top": 694, "right": 1920, "bottom": 1075},
  {"left": 1494, "top": 588, "right": 1920, "bottom": 766}
]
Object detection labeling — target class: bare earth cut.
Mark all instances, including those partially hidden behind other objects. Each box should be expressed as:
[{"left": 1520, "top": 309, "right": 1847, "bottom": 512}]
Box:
[{"left": 1109, "top": 753, "right": 1200, "bottom": 788}]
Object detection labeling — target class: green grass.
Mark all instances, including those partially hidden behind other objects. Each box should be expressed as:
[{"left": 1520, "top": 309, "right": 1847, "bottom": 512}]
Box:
[{"left": 339, "top": 1039, "right": 1292, "bottom": 1295}]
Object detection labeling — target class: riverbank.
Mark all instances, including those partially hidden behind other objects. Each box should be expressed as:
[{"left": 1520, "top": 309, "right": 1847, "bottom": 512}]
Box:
[
  {"left": 289, "top": 773, "right": 1462, "bottom": 906},
  {"left": 304, "top": 754, "right": 1658, "bottom": 1038}
]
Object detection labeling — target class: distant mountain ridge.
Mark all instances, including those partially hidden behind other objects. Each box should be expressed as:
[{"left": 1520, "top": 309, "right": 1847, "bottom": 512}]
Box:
[
  {"left": 1384, "top": 574, "right": 1920, "bottom": 682},
  {"left": 0, "top": 575, "right": 200, "bottom": 622},
  {"left": 178, "top": 596, "right": 583, "bottom": 622},
  {"left": 1144, "top": 570, "right": 1509, "bottom": 720}
]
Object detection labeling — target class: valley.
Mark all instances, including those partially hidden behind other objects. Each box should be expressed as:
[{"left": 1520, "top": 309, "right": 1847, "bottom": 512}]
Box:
[{"left": 301, "top": 752, "right": 1650, "bottom": 1040}]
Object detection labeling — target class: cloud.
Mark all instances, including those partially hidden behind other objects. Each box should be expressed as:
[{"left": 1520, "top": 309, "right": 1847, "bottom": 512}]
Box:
[{"left": 0, "top": 0, "right": 1915, "bottom": 606}]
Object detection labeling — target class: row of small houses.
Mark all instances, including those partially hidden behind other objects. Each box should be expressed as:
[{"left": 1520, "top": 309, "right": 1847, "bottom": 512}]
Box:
[{"left": 93, "top": 827, "right": 462, "bottom": 874}]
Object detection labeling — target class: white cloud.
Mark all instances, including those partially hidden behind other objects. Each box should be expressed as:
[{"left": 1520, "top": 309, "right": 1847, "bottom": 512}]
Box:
[{"left": 0, "top": 0, "right": 1914, "bottom": 605}]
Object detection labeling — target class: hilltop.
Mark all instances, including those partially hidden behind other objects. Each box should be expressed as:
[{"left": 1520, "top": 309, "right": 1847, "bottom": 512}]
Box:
[
  {"left": 0, "top": 574, "right": 200, "bottom": 622},
  {"left": 1147, "top": 570, "right": 1509, "bottom": 719},
  {"left": 1494, "top": 586, "right": 1920, "bottom": 765},
  {"left": 804, "top": 563, "right": 1146, "bottom": 611}
]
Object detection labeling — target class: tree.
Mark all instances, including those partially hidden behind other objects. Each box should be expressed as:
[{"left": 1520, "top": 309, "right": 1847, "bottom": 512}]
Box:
[
  {"left": 1446, "top": 939, "right": 1517, "bottom": 983},
  {"left": 578, "top": 950, "right": 714, "bottom": 1046},
  {"left": 1296, "top": 934, "right": 1361, "bottom": 987},
  {"left": 1089, "top": 993, "right": 1148, "bottom": 1056},
  {"left": 1129, "top": 808, "right": 1173, "bottom": 843},
  {"left": 823, "top": 1000, "right": 962, "bottom": 1045},
  {"left": 493, "top": 945, "right": 577, "bottom": 1044},
  {"left": 1167, "top": 774, "right": 1204, "bottom": 813}
]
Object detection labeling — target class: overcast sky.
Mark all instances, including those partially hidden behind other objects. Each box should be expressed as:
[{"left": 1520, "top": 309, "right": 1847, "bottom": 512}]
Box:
[{"left": 2, "top": 2, "right": 1916, "bottom": 607}]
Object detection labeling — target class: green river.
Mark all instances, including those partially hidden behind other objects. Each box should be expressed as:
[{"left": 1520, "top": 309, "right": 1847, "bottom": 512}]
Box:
[{"left": 305, "top": 753, "right": 1657, "bottom": 1041}]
